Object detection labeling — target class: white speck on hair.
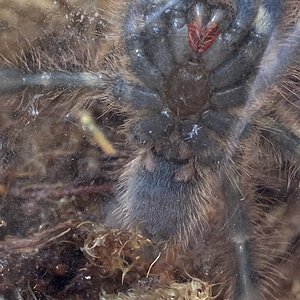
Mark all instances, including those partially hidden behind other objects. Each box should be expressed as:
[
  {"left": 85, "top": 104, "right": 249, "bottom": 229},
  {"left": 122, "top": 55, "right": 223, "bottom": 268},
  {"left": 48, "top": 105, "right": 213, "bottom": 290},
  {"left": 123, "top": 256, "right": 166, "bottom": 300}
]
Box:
[
  {"left": 188, "top": 124, "right": 202, "bottom": 139},
  {"left": 255, "top": 5, "right": 271, "bottom": 34},
  {"left": 41, "top": 72, "right": 50, "bottom": 80},
  {"left": 32, "top": 94, "right": 44, "bottom": 101},
  {"left": 161, "top": 109, "right": 170, "bottom": 117},
  {"left": 28, "top": 94, "right": 43, "bottom": 117},
  {"left": 28, "top": 107, "right": 39, "bottom": 117}
]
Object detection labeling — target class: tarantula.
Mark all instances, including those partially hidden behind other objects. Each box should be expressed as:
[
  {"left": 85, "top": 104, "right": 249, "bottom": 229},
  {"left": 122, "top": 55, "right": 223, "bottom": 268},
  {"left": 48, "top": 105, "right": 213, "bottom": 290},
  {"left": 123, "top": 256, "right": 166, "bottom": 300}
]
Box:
[{"left": 0, "top": 0, "right": 300, "bottom": 299}]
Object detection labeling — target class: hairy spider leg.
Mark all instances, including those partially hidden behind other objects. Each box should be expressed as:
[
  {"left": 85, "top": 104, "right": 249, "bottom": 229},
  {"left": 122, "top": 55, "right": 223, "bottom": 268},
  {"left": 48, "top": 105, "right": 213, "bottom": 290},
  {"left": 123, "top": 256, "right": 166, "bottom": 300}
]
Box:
[
  {"left": 183, "top": 0, "right": 283, "bottom": 159},
  {"left": 261, "top": 118, "right": 300, "bottom": 164},
  {"left": 0, "top": 67, "right": 163, "bottom": 111},
  {"left": 202, "top": 0, "right": 259, "bottom": 70},
  {"left": 210, "top": 0, "right": 282, "bottom": 89},
  {"left": 222, "top": 172, "right": 260, "bottom": 300}
]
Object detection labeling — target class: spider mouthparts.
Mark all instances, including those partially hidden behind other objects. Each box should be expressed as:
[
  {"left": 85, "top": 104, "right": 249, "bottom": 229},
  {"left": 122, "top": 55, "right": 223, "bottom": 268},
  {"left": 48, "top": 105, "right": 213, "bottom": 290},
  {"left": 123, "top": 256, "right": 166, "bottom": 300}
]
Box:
[
  {"left": 188, "top": 21, "right": 220, "bottom": 53},
  {"left": 187, "top": 2, "right": 222, "bottom": 54}
]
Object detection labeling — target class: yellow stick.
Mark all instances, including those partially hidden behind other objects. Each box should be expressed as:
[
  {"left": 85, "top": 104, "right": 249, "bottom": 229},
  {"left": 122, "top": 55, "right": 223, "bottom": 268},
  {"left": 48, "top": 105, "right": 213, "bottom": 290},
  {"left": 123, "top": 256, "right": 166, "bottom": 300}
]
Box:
[{"left": 79, "top": 111, "right": 117, "bottom": 155}]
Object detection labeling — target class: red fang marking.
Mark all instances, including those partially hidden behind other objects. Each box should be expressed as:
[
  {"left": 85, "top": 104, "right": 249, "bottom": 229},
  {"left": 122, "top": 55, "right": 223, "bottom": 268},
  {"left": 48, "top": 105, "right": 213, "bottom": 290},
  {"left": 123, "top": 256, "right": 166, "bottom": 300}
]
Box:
[{"left": 188, "top": 22, "right": 220, "bottom": 53}]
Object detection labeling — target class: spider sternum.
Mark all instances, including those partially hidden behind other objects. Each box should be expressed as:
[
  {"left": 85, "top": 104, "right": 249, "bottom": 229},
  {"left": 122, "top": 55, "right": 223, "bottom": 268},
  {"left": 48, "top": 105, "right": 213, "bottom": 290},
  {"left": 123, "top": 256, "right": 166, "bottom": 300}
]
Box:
[{"left": 163, "top": 61, "right": 212, "bottom": 117}]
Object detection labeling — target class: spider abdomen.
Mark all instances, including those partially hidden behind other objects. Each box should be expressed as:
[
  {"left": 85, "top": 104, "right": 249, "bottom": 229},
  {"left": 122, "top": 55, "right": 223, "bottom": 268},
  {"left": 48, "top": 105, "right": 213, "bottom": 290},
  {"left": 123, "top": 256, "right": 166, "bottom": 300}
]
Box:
[{"left": 116, "top": 153, "right": 211, "bottom": 244}]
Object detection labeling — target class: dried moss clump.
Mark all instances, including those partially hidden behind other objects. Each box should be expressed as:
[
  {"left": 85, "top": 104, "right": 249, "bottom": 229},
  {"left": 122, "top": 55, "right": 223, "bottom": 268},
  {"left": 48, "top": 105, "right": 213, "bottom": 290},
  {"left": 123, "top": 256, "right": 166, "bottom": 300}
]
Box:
[
  {"left": 102, "top": 280, "right": 212, "bottom": 300},
  {"left": 0, "top": 221, "right": 213, "bottom": 299}
]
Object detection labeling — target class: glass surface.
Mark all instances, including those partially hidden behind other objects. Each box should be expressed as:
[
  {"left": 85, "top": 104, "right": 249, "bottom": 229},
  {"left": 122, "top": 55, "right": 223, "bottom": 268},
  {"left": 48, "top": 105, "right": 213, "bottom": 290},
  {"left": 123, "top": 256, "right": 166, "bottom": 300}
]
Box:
[{"left": 0, "top": 1, "right": 299, "bottom": 299}]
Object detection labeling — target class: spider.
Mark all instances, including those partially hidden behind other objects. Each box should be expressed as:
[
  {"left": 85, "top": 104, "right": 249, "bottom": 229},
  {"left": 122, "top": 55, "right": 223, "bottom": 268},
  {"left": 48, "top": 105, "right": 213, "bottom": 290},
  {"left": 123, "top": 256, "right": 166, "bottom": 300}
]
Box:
[{"left": 0, "top": 0, "right": 299, "bottom": 299}]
